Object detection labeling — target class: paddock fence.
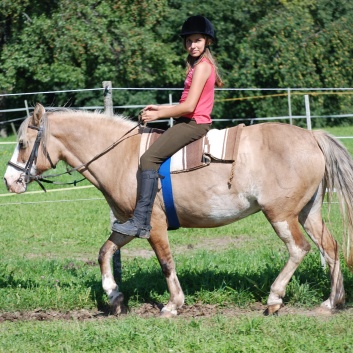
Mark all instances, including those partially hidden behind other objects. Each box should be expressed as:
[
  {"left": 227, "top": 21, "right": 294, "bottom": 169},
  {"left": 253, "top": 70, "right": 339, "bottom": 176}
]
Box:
[{"left": 1, "top": 84, "right": 353, "bottom": 137}]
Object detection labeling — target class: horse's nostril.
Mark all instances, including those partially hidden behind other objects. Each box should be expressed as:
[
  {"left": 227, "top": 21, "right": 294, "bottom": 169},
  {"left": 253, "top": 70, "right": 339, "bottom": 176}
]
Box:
[{"left": 3, "top": 177, "right": 8, "bottom": 189}]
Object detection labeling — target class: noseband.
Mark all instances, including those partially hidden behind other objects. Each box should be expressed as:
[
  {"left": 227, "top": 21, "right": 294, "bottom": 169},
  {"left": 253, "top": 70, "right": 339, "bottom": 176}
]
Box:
[{"left": 7, "top": 123, "right": 56, "bottom": 190}]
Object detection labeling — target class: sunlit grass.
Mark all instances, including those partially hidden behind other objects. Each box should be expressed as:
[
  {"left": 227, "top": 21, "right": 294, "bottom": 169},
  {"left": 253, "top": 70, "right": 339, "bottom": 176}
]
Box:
[{"left": 1, "top": 310, "right": 353, "bottom": 353}]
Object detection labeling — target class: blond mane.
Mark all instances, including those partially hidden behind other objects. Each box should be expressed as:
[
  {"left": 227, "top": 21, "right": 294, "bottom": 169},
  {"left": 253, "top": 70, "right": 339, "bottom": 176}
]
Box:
[
  {"left": 48, "top": 108, "right": 138, "bottom": 128},
  {"left": 17, "top": 108, "right": 138, "bottom": 160}
]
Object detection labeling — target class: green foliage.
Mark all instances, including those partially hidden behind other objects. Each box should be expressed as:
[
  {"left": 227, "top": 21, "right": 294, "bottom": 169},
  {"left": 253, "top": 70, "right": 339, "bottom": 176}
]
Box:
[
  {"left": 0, "top": 0, "right": 183, "bottom": 114},
  {"left": 1, "top": 1, "right": 353, "bottom": 126},
  {"left": 0, "top": 0, "right": 182, "bottom": 90},
  {"left": 228, "top": 0, "right": 353, "bottom": 123}
]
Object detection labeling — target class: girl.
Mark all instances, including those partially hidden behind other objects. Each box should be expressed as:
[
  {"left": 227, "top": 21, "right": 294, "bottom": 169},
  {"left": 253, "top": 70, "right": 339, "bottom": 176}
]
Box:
[{"left": 112, "top": 15, "right": 223, "bottom": 238}]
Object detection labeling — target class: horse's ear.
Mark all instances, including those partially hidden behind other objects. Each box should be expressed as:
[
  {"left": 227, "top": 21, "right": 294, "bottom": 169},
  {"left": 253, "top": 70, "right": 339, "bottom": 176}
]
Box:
[{"left": 32, "top": 103, "right": 46, "bottom": 126}]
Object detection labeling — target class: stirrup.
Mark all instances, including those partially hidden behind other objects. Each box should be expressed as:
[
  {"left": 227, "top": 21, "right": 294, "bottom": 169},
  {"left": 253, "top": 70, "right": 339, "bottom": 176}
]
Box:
[
  {"left": 112, "top": 219, "right": 150, "bottom": 239},
  {"left": 135, "top": 227, "right": 151, "bottom": 239}
]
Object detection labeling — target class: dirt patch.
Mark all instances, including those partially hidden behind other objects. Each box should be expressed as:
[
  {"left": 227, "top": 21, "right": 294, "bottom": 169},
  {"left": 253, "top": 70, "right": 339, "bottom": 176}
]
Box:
[
  {"left": 122, "top": 235, "right": 250, "bottom": 259},
  {"left": 174, "top": 235, "right": 251, "bottom": 253},
  {"left": 0, "top": 309, "right": 100, "bottom": 322},
  {"left": 1, "top": 302, "right": 349, "bottom": 322},
  {"left": 0, "top": 304, "right": 223, "bottom": 322}
]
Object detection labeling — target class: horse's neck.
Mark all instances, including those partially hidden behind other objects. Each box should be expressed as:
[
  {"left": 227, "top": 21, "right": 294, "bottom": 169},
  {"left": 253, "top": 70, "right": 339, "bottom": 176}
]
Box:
[
  {"left": 50, "top": 113, "right": 140, "bottom": 186},
  {"left": 50, "top": 113, "right": 136, "bottom": 152}
]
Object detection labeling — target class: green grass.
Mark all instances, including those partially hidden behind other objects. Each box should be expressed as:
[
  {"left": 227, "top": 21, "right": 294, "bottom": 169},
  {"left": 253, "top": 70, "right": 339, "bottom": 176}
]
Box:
[
  {"left": 1, "top": 126, "right": 353, "bottom": 352},
  {"left": 1, "top": 313, "right": 353, "bottom": 353}
]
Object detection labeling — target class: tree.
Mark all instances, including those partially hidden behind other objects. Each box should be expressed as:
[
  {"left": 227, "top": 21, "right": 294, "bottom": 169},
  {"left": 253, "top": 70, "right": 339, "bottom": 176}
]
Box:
[
  {"left": 228, "top": 0, "right": 353, "bottom": 126},
  {"left": 0, "top": 0, "right": 183, "bottom": 115},
  {"left": 1, "top": 0, "right": 353, "bottom": 127}
]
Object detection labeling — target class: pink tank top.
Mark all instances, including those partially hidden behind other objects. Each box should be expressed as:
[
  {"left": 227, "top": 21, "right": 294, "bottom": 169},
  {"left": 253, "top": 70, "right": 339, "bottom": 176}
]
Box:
[{"left": 179, "top": 57, "right": 216, "bottom": 124}]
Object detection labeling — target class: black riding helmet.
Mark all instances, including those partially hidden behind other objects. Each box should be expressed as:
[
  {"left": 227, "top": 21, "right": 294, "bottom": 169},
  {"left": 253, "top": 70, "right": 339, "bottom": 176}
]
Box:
[{"left": 180, "top": 15, "right": 215, "bottom": 41}]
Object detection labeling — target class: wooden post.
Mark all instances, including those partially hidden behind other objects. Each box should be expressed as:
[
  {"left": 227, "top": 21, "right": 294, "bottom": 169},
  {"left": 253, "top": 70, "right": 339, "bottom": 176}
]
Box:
[
  {"left": 10, "top": 123, "right": 17, "bottom": 137},
  {"left": 102, "top": 81, "right": 122, "bottom": 283},
  {"left": 24, "top": 100, "right": 30, "bottom": 118},
  {"left": 103, "top": 81, "right": 113, "bottom": 117}
]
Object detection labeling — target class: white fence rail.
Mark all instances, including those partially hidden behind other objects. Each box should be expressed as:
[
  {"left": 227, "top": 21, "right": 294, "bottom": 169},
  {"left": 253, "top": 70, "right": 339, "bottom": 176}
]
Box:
[{"left": 1, "top": 86, "right": 353, "bottom": 126}]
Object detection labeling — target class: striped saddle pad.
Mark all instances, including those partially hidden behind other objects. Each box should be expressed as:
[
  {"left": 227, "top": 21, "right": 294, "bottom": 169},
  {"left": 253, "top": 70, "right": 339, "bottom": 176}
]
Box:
[{"left": 139, "top": 123, "right": 245, "bottom": 174}]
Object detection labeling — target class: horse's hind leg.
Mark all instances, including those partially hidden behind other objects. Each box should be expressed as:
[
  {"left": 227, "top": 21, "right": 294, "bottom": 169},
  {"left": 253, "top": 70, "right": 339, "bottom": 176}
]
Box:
[
  {"left": 299, "top": 195, "right": 345, "bottom": 311},
  {"left": 98, "top": 233, "right": 133, "bottom": 315},
  {"left": 265, "top": 216, "right": 311, "bottom": 315}
]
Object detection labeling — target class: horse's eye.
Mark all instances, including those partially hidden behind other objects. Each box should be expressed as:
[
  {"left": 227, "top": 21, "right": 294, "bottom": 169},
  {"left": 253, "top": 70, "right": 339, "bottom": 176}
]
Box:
[{"left": 19, "top": 139, "right": 28, "bottom": 149}]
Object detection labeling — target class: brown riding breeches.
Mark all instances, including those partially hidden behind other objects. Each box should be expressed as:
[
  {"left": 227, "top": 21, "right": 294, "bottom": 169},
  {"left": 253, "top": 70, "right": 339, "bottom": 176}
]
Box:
[{"left": 140, "top": 118, "right": 211, "bottom": 171}]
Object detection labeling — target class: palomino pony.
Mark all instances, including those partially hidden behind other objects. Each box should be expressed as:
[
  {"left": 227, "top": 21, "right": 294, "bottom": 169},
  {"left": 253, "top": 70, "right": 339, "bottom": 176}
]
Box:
[{"left": 4, "top": 103, "right": 353, "bottom": 317}]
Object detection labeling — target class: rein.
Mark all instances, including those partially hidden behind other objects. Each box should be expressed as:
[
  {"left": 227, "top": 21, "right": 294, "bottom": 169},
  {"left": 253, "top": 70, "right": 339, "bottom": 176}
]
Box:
[{"left": 7, "top": 118, "right": 141, "bottom": 192}]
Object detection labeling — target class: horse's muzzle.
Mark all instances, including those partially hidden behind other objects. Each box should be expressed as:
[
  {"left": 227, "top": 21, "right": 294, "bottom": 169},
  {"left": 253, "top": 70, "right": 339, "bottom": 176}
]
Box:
[{"left": 3, "top": 175, "right": 27, "bottom": 194}]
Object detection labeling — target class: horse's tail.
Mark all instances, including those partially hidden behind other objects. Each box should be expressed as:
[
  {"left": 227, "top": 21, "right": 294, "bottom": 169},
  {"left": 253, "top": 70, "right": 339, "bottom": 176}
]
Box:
[{"left": 312, "top": 130, "right": 353, "bottom": 269}]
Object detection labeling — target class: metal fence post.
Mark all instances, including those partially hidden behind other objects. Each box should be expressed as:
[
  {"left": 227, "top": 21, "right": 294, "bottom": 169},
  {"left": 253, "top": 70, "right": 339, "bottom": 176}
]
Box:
[
  {"left": 169, "top": 93, "right": 173, "bottom": 127},
  {"left": 304, "top": 94, "right": 312, "bottom": 131},
  {"left": 287, "top": 88, "right": 292, "bottom": 125},
  {"left": 102, "top": 80, "right": 122, "bottom": 283},
  {"left": 304, "top": 94, "right": 326, "bottom": 269}
]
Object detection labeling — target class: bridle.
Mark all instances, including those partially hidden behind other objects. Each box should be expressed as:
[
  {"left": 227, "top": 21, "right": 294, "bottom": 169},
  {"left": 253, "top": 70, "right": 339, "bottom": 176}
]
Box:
[
  {"left": 7, "top": 117, "right": 141, "bottom": 192},
  {"left": 7, "top": 123, "right": 57, "bottom": 191}
]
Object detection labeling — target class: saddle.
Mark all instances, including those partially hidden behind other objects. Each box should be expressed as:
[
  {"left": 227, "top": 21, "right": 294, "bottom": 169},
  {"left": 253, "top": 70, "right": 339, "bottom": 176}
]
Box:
[
  {"left": 139, "top": 123, "right": 245, "bottom": 183},
  {"left": 139, "top": 123, "right": 245, "bottom": 230}
]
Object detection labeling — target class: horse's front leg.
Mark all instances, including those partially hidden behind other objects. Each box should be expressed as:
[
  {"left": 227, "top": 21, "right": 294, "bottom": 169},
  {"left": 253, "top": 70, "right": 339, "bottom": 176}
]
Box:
[
  {"left": 98, "top": 232, "right": 132, "bottom": 315},
  {"left": 149, "top": 228, "right": 185, "bottom": 318}
]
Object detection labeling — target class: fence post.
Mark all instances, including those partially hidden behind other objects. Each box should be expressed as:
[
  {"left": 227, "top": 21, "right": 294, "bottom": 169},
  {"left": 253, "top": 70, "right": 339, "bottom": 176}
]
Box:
[
  {"left": 287, "top": 88, "right": 292, "bottom": 125},
  {"left": 304, "top": 94, "right": 326, "bottom": 269},
  {"left": 24, "top": 100, "right": 30, "bottom": 118},
  {"left": 103, "top": 81, "right": 113, "bottom": 116},
  {"left": 304, "top": 94, "right": 312, "bottom": 131},
  {"left": 10, "top": 123, "right": 17, "bottom": 137},
  {"left": 169, "top": 93, "right": 173, "bottom": 127},
  {"left": 102, "top": 80, "right": 122, "bottom": 283}
]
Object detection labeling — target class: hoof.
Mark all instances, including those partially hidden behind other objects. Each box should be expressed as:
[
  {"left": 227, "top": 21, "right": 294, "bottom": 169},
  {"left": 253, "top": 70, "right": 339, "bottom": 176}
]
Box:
[
  {"left": 160, "top": 308, "right": 178, "bottom": 318},
  {"left": 315, "top": 306, "right": 334, "bottom": 316},
  {"left": 110, "top": 293, "right": 128, "bottom": 315},
  {"left": 264, "top": 303, "right": 283, "bottom": 316}
]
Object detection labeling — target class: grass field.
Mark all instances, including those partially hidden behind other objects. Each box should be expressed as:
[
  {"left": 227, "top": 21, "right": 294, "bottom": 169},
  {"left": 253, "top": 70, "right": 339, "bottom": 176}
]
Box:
[{"left": 1, "top": 126, "right": 353, "bottom": 352}]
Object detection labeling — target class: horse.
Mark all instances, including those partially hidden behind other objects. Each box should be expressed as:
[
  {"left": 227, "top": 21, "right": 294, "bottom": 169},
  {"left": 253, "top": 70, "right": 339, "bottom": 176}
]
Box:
[{"left": 4, "top": 103, "right": 353, "bottom": 317}]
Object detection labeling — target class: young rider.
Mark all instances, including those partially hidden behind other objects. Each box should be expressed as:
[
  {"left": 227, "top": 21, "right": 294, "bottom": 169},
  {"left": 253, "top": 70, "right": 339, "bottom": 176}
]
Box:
[{"left": 112, "top": 15, "right": 223, "bottom": 238}]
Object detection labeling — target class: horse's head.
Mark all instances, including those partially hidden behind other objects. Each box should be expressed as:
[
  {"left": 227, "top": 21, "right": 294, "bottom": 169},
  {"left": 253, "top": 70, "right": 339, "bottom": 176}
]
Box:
[{"left": 4, "top": 103, "right": 57, "bottom": 193}]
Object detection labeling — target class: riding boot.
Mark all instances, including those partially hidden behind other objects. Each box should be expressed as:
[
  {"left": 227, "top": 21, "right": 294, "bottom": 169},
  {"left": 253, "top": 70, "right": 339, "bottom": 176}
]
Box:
[{"left": 112, "top": 170, "right": 159, "bottom": 239}]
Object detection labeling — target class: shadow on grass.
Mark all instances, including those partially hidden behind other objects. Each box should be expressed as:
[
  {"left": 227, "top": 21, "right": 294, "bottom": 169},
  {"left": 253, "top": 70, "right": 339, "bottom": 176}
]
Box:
[
  {"left": 1, "top": 254, "right": 351, "bottom": 313},
  {"left": 91, "top": 258, "right": 340, "bottom": 312}
]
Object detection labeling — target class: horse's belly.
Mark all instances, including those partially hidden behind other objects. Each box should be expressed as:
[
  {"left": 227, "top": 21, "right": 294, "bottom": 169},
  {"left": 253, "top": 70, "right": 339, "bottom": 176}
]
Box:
[{"left": 177, "top": 192, "right": 259, "bottom": 228}]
